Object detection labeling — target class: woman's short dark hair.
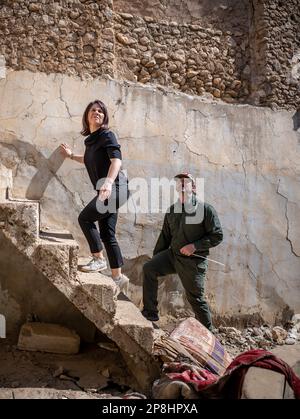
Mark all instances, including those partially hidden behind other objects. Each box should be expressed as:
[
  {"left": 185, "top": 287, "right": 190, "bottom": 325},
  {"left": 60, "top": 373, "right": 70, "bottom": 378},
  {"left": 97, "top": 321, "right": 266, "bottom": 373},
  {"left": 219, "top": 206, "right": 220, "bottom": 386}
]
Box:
[{"left": 81, "top": 100, "right": 109, "bottom": 136}]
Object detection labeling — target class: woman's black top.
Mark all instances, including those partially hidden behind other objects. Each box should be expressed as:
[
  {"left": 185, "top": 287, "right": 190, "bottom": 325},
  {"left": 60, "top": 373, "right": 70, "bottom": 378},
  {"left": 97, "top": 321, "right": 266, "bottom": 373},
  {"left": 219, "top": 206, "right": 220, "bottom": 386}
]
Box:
[{"left": 84, "top": 128, "right": 122, "bottom": 190}]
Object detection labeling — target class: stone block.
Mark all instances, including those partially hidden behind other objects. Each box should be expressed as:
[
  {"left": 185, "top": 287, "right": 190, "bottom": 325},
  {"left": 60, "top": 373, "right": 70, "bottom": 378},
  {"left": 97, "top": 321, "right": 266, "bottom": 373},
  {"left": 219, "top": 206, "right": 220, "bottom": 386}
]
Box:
[
  {"left": 17, "top": 323, "right": 80, "bottom": 354},
  {"left": 0, "top": 201, "right": 39, "bottom": 250}
]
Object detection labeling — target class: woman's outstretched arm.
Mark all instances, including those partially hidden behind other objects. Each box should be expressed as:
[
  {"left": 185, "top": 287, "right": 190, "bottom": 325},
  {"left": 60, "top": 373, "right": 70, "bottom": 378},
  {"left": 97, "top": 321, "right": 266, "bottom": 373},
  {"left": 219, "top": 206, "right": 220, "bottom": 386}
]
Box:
[{"left": 60, "top": 143, "right": 84, "bottom": 163}]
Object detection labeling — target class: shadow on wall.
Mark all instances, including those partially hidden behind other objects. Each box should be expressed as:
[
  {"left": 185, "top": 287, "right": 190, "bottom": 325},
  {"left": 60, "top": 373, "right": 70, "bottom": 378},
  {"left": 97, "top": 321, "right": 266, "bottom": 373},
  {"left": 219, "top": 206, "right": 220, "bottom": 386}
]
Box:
[
  {"left": 26, "top": 147, "right": 65, "bottom": 200},
  {"left": 292, "top": 109, "right": 300, "bottom": 131},
  {"left": 0, "top": 138, "right": 65, "bottom": 200}
]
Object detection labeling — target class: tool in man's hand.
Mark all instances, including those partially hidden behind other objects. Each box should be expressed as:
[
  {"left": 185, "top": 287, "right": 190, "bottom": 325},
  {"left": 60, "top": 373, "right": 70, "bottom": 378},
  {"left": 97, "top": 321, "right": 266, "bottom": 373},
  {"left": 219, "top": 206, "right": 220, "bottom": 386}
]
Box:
[{"left": 191, "top": 253, "right": 226, "bottom": 267}]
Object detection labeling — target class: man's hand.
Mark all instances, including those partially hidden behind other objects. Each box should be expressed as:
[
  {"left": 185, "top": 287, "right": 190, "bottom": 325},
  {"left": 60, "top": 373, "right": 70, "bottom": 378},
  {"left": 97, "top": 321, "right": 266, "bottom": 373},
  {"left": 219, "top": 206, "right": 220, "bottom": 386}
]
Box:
[
  {"left": 180, "top": 243, "right": 196, "bottom": 256},
  {"left": 98, "top": 181, "right": 112, "bottom": 201}
]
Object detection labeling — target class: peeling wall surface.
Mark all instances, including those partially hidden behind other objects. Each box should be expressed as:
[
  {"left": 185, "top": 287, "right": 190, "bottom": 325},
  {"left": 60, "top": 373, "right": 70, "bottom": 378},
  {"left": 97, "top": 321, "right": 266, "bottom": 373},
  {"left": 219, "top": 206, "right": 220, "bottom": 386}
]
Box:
[{"left": 0, "top": 69, "right": 299, "bottom": 325}]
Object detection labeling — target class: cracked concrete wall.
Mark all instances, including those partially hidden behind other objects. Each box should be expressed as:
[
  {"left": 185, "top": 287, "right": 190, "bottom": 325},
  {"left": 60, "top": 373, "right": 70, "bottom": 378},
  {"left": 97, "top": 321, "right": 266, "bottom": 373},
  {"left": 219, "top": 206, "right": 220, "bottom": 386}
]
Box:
[{"left": 0, "top": 69, "right": 300, "bottom": 326}]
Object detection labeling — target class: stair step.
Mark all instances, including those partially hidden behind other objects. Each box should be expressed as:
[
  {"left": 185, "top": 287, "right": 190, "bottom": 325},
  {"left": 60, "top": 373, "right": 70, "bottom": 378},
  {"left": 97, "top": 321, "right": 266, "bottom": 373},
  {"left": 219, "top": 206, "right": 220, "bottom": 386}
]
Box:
[
  {"left": 77, "top": 271, "right": 117, "bottom": 314},
  {"left": 112, "top": 295, "right": 154, "bottom": 354},
  {"left": 32, "top": 239, "right": 79, "bottom": 286},
  {"left": 39, "top": 229, "right": 77, "bottom": 246}
]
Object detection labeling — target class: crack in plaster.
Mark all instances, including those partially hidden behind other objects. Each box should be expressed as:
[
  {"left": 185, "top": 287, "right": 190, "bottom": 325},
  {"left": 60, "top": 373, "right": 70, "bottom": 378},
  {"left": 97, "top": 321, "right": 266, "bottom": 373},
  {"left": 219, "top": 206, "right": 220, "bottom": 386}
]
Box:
[
  {"left": 276, "top": 179, "right": 300, "bottom": 258},
  {"left": 245, "top": 233, "right": 290, "bottom": 292}
]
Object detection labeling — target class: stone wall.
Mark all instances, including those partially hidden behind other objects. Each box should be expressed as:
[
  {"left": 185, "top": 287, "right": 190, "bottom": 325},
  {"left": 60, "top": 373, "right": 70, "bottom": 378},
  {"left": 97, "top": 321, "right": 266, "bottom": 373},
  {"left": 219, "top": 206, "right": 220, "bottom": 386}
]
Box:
[
  {"left": 250, "top": 0, "right": 300, "bottom": 109},
  {"left": 1, "top": 0, "right": 299, "bottom": 109},
  {"left": 0, "top": 70, "right": 299, "bottom": 326},
  {"left": 114, "top": 13, "right": 250, "bottom": 102},
  {"left": 0, "top": 0, "right": 250, "bottom": 103},
  {"left": 0, "top": 0, "right": 115, "bottom": 78},
  {"left": 114, "top": 0, "right": 250, "bottom": 34}
]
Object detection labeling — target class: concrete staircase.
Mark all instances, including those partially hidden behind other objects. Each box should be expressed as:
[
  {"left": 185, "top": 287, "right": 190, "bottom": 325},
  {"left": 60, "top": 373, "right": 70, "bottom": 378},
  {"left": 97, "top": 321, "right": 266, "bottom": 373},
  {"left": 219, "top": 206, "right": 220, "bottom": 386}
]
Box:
[{"left": 0, "top": 170, "right": 162, "bottom": 392}]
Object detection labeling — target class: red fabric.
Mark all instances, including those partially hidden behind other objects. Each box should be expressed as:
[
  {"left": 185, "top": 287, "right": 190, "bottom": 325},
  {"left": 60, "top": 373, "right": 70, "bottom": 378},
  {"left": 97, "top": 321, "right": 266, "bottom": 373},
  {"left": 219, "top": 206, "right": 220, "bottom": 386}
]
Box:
[
  {"left": 164, "top": 349, "right": 300, "bottom": 399},
  {"left": 167, "top": 368, "right": 218, "bottom": 392},
  {"left": 224, "top": 349, "right": 300, "bottom": 399}
]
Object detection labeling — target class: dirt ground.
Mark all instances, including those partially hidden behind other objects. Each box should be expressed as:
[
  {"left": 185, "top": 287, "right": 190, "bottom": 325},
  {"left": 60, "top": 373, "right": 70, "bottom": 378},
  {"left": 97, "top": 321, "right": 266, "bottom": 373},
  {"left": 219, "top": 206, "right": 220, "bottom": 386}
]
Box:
[{"left": 0, "top": 340, "right": 141, "bottom": 399}]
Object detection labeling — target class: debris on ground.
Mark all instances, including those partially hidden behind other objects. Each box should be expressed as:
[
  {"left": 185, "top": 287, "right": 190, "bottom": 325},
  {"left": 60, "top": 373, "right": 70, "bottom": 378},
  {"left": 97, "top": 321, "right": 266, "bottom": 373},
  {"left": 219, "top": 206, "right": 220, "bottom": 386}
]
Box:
[
  {"left": 0, "top": 341, "right": 141, "bottom": 399},
  {"left": 214, "top": 319, "right": 300, "bottom": 358},
  {"left": 1, "top": 315, "right": 300, "bottom": 399},
  {"left": 154, "top": 317, "right": 300, "bottom": 399}
]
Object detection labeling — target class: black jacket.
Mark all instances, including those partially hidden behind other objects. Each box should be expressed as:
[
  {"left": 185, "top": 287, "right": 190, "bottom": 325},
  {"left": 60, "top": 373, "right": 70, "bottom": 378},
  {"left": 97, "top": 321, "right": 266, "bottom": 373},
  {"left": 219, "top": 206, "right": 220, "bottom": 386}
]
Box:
[{"left": 84, "top": 129, "right": 121, "bottom": 190}]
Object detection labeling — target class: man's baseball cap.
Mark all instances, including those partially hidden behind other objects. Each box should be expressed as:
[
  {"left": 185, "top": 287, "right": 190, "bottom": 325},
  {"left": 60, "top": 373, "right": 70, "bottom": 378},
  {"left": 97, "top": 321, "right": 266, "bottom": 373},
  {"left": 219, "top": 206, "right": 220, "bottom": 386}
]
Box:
[{"left": 174, "top": 172, "right": 196, "bottom": 186}]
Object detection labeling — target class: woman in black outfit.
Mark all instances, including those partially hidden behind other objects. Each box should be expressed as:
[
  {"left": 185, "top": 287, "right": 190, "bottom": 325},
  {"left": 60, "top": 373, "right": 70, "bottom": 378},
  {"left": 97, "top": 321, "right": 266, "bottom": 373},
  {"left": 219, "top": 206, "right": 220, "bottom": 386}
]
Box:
[{"left": 60, "top": 100, "right": 130, "bottom": 292}]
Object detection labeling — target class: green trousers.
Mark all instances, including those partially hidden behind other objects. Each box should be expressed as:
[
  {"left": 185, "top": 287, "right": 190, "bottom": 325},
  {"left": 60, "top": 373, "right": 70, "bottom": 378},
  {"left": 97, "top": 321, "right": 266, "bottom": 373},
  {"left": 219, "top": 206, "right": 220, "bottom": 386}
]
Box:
[{"left": 142, "top": 248, "right": 212, "bottom": 330}]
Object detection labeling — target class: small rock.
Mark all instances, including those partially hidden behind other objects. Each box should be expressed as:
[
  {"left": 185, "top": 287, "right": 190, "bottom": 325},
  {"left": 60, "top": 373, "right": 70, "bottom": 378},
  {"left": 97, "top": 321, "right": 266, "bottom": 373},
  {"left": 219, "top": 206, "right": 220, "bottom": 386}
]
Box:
[
  {"left": 168, "top": 63, "right": 177, "bottom": 72},
  {"left": 140, "top": 37, "right": 150, "bottom": 46},
  {"left": 285, "top": 338, "right": 296, "bottom": 345},
  {"left": 186, "top": 70, "right": 199, "bottom": 78},
  {"left": 116, "top": 33, "right": 136, "bottom": 46},
  {"left": 213, "top": 88, "right": 221, "bottom": 98},
  {"left": 171, "top": 52, "right": 185, "bottom": 63},
  {"left": 264, "top": 329, "right": 273, "bottom": 341},
  {"left": 120, "top": 13, "right": 133, "bottom": 20},
  {"left": 292, "top": 314, "right": 300, "bottom": 325},
  {"left": 272, "top": 326, "right": 288, "bottom": 344},
  {"left": 213, "top": 77, "right": 222, "bottom": 87},
  {"left": 28, "top": 3, "right": 41, "bottom": 12},
  {"left": 231, "top": 80, "right": 242, "bottom": 90},
  {"left": 101, "top": 368, "right": 110, "bottom": 378},
  {"left": 144, "top": 59, "right": 156, "bottom": 68},
  {"left": 153, "top": 53, "right": 168, "bottom": 62},
  {"left": 59, "top": 374, "right": 77, "bottom": 382},
  {"left": 53, "top": 366, "right": 64, "bottom": 378},
  {"left": 97, "top": 342, "right": 119, "bottom": 352}
]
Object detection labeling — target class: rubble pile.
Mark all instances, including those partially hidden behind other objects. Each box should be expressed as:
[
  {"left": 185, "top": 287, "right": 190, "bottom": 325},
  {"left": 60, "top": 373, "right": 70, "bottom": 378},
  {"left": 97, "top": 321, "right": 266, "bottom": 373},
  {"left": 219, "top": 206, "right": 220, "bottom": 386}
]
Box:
[{"left": 215, "top": 315, "right": 300, "bottom": 357}]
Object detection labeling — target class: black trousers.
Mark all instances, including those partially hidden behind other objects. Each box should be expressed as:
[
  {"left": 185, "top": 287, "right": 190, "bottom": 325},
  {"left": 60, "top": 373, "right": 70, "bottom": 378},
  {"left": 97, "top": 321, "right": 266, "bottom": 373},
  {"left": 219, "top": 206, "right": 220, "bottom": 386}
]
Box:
[
  {"left": 78, "top": 185, "right": 129, "bottom": 269},
  {"left": 143, "top": 248, "right": 212, "bottom": 330}
]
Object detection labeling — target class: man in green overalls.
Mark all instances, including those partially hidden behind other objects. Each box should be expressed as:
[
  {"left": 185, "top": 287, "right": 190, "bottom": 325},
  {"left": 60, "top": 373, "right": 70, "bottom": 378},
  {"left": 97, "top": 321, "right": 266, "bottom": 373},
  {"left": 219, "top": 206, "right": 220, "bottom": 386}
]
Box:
[{"left": 142, "top": 173, "right": 223, "bottom": 331}]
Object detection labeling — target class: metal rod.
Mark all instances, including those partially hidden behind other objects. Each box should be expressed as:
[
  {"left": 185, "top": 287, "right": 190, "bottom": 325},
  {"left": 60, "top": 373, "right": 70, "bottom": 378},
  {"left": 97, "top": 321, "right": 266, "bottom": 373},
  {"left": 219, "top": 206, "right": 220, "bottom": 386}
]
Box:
[{"left": 191, "top": 253, "right": 226, "bottom": 267}]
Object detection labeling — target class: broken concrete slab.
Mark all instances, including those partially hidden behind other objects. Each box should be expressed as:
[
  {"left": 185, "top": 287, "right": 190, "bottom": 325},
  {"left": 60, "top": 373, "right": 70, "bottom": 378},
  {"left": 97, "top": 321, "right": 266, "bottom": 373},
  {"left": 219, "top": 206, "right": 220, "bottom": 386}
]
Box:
[
  {"left": 11, "top": 388, "right": 103, "bottom": 399},
  {"left": 272, "top": 344, "right": 300, "bottom": 372},
  {"left": 17, "top": 322, "right": 80, "bottom": 354},
  {"left": 241, "top": 366, "right": 294, "bottom": 399},
  {"left": 0, "top": 389, "right": 14, "bottom": 399},
  {"left": 112, "top": 295, "right": 154, "bottom": 355}
]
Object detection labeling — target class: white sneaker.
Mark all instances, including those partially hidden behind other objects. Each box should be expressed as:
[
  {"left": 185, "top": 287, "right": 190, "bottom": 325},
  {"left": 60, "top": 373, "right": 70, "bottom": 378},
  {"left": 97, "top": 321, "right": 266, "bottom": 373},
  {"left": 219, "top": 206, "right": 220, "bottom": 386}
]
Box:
[
  {"left": 113, "top": 274, "right": 130, "bottom": 294},
  {"left": 80, "top": 257, "right": 107, "bottom": 272}
]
